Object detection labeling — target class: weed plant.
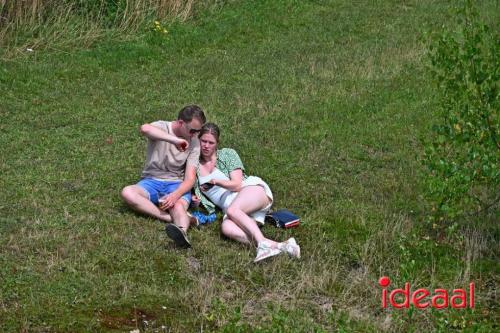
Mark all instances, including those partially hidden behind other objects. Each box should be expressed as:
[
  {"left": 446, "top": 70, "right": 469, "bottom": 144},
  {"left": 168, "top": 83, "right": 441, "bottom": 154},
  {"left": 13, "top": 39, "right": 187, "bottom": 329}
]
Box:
[{"left": 0, "top": 0, "right": 215, "bottom": 55}]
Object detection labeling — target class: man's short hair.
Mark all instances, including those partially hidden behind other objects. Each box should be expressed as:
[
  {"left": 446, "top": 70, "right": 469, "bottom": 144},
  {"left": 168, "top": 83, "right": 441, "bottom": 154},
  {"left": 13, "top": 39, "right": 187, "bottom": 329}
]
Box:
[{"left": 178, "top": 105, "right": 206, "bottom": 124}]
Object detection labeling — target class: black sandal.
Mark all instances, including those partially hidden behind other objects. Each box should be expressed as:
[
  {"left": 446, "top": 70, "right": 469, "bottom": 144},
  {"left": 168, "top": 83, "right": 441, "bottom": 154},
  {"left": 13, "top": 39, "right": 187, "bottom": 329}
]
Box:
[{"left": 165, "top": 224, "right": 191, "bottom": 248}]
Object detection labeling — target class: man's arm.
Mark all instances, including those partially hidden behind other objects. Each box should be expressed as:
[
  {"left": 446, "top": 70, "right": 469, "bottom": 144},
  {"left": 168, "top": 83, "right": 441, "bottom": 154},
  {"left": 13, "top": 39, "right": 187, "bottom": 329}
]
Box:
[
  {"left": 159, "top": 165, "right": 197, "bottom": 210},
  {"left": 140, "top": 123, "right": 188, "bottom": 150}
]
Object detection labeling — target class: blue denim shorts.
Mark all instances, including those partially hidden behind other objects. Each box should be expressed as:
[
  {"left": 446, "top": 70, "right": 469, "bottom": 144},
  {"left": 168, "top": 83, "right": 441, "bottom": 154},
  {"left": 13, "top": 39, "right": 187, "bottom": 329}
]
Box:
[{"left": 137, "top": 178, "right": 191, "bottom": 206}]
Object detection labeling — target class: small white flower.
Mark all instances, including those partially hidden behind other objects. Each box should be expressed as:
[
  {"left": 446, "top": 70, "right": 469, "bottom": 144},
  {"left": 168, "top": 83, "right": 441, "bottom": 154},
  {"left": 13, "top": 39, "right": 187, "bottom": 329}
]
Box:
[{"left": 26, "top": 48, "right": 34, "bottom": 52}]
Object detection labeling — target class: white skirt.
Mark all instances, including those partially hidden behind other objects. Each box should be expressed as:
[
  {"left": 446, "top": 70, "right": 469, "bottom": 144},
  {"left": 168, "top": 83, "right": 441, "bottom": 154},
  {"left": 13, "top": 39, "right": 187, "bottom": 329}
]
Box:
[{"left": 222, "top": 176, "right": 273, "bottom": 225}]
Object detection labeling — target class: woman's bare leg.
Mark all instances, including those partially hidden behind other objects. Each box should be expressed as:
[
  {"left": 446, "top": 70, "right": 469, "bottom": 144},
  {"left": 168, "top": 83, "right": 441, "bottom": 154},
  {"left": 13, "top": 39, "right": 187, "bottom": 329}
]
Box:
[
  {"left": 221, "top": 218, "right": 252, "bottom": 245},
  {"left": 225, "top": 186, "right": 278, "bottom": 247}
]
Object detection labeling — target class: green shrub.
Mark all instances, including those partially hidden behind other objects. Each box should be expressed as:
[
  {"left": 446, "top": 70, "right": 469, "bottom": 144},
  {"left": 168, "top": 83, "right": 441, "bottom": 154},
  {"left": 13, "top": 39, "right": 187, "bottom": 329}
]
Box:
[{"left": 423, "top": 0, "right": 499, "bottom": 226}]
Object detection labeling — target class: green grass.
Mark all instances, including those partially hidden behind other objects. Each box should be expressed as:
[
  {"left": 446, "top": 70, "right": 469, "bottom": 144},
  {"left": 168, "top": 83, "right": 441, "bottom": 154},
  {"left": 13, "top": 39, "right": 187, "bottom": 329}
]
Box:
[{"left": 1, "top": 0, "right": 498, "bottom": 332}]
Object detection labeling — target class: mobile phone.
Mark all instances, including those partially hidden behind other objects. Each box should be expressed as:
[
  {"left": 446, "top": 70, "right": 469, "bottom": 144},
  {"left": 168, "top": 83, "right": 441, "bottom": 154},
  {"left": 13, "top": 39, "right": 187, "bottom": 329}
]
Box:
[{"left": 201, "top": 182, "right": 214, "bottom": 191}]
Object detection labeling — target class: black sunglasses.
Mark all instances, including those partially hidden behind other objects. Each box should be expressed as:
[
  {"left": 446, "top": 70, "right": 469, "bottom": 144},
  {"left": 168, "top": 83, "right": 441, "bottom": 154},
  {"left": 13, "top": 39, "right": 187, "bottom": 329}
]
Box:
[{"left": 186, "top": 123, "right": 202, "bottom": 134}]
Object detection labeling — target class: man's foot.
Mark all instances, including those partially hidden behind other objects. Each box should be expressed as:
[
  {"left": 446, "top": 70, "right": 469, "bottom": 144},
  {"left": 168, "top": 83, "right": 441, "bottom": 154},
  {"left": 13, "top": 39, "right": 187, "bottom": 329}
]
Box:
[
  {"left": 278, "top": 237, "right": 300, "bottom": 259},
  {"left": 254, "top": 241, "right": 281, "bottom": 263},
  {"left": 165, "top": 224, "right": 191, "bottom": 248},
  {"left": 187, "top": 212, "right": 199, "bottom": 228}
]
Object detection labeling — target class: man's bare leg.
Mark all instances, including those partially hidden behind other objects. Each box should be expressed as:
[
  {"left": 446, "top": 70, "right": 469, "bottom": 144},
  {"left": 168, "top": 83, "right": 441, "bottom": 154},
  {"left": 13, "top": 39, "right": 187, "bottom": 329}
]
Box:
[
  {"left": 168, "top": 199, "right": 190, "bottom": 230},
  {"left": 121, "top": 185, "right": 172, "bottom": 222},
  {"left": 165, "top": 199, "right": 192, "bottom": 248}
]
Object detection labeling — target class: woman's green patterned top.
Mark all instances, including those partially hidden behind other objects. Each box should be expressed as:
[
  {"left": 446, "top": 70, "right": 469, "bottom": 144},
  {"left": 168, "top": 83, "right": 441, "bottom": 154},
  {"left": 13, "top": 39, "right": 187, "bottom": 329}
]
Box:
[{"left": 194, "top": 148, "right": 248, "bottom": 214}]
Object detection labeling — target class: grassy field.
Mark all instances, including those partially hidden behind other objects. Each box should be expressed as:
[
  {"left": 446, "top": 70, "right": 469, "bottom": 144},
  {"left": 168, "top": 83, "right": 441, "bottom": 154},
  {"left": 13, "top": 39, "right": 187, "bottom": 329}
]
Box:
[{"left": 0, "top": 0, "right": 498, "bottom": 331}]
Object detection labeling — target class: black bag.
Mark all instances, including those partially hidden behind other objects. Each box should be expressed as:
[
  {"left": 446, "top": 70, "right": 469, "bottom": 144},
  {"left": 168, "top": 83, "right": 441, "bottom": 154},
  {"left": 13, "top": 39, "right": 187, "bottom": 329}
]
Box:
[{"left": 265, "top": 209, "right": 300, "bottom": 228}]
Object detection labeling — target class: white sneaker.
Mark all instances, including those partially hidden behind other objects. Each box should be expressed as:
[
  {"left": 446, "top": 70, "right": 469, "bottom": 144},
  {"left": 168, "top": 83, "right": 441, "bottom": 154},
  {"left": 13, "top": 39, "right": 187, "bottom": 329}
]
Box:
[
  {"left": 254, "top": 241, "right": 281, "bottom": 263},
  {"left": 278, "top": 237, "right": 300, "bottom": 259}
]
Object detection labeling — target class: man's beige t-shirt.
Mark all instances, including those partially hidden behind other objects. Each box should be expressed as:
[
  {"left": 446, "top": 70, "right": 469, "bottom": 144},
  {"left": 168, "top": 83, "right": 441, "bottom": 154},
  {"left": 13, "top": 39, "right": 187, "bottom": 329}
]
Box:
[{"left": 141, "top": 121, "right": 200, "bottom": 181}]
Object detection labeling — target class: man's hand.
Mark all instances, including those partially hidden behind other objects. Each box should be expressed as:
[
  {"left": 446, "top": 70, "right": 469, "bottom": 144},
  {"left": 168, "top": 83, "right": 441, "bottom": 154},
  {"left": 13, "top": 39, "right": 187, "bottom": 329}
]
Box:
[
  {"left": 173, "top": 138, "right": 189, "bottom": 152},
  {"left": 159, "top": 193, "right": 181, "bottom": 210},
  {"left": 191, "top": 194, "right": 201, "bottom": 207}
]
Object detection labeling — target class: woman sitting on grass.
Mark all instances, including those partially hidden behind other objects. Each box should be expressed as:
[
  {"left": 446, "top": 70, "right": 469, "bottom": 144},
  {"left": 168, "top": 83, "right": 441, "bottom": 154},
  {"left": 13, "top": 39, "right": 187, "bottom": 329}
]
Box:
[{"left": 193, "top": 123, "right": 300, "bottom": 262}]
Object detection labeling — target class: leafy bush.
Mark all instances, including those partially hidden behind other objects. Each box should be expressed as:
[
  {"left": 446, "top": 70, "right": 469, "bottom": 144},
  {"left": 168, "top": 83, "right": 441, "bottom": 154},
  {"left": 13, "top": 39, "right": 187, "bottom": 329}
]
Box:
[{"left": 423, "top": 0, "right": 499, "bottom": 226}]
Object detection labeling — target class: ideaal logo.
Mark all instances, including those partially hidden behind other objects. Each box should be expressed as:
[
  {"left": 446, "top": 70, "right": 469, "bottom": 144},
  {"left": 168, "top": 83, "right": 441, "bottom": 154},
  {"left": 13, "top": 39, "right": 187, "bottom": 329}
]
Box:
[{"left": 379, "top": 276, "right": 475, "bottom": 309}]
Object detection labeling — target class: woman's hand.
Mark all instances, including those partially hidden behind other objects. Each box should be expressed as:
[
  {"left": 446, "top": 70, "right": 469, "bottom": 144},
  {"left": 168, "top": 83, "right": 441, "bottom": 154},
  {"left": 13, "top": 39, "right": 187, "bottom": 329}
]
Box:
[{"left": 200, "top": 179, "right": 217, "bottom": 192}]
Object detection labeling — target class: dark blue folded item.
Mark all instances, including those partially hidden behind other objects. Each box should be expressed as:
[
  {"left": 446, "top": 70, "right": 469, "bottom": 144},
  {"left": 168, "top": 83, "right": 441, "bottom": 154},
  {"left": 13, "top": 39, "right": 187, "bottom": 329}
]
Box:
[{"left": 265, "top": 209, "right": 300, "bottom": 228}]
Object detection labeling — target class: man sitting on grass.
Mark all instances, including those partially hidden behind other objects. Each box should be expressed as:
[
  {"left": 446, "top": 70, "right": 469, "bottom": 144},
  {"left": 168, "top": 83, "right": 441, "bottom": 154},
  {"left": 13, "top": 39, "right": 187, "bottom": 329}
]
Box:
[{"left": 121, "top": 105, "right": 206, "bottom": 248}]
